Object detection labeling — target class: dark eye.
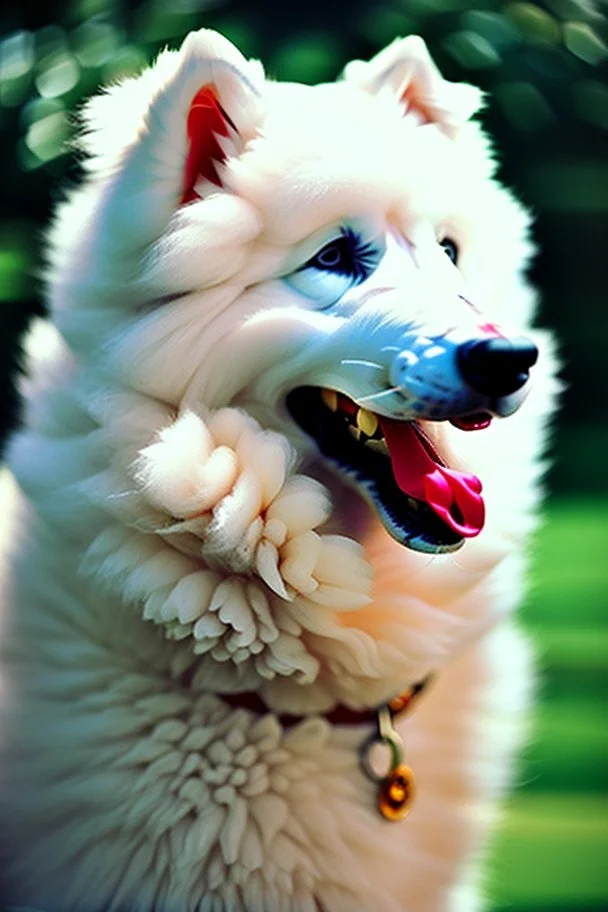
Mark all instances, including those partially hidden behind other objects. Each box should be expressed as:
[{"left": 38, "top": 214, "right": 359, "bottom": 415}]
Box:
[
  {"left": 285, "top": 227, "right": 384, "bottom": 309},
  {"left": 304, "top": 228, "right": 381, "bottom": 284},
  {"left": 440, "top": 238, "right": 458, "bottom": 265},
  {"left": 308, "top": 237, "right": 356, "bottom": 275}
]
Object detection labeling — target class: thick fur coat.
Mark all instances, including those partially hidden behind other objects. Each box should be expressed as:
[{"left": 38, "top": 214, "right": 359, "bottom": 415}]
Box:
[{"left": 0, "top": 30, "right": 558, "bottom": 912}]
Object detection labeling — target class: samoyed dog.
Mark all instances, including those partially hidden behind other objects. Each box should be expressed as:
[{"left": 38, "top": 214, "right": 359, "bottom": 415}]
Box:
[{"left": 0, "top": 29, "right": 558, "bottom": 912}]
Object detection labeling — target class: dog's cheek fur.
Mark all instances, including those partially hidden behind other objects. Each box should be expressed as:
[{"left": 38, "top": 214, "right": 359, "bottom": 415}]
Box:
[{"left": 136, "top": 196, "right": 263, "bottom": 298}]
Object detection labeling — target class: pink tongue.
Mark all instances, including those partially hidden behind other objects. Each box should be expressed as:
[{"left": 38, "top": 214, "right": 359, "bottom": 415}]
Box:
[{"left": 379, "top": 419, "right": 485, "bottom": 538}]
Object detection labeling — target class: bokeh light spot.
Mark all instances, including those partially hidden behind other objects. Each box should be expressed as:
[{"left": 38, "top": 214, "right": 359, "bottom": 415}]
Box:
[
  {"left": 563, "top": 22, "right": 608, "bottom": 66},
  {"left": 460, "top": 11, "right": 520, "bottom": 50},
  {"left": 505, "top": 3, "right": 561, "bottom": 45},
  {"left": 101, "top": 46, "right": 148, "bottom": 82},
  {"left": 24, "top": 110, "right": 69, "bottom": 164},
  {"left": 0, "top": 31, "right": 34, "bottom": 106},
  {"left": 495, "top": 81, "right": 555, "bottom": 131},
  {"left": 574, "top": 80, "right": 608, "bottom": 129},
  {"left": 0, "top": 30, "right": 34, "bottom": 81},
  {"left": 73, "top": 21, "right": 119, "bottom": 68},
  {"left": 545, "top": 0, "right": 602, "bottom": 22},
  {"left": 443, "top": 30, "right": 501, "bottom": 68},
  {"left": 20, "top": 96, "right": 64, "bottom": 129},
  {"left": 35, "top": 25, "right": 68, "bottom": 61},
  {"left": 35, "top": 52, "right": 80, "bottom": 98}
]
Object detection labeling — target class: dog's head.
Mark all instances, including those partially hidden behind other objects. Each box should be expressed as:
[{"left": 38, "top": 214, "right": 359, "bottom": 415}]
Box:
[
  {"left": 33, "top": 30, "right": 558, "bottom": 708},
  {"left": 48, "top": 29, "right": 544, "bottom": 558}
]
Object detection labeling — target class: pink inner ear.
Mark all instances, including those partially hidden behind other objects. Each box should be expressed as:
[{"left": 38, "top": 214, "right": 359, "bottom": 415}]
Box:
[
  {"left": 401, "top": 84, "right": 433, "bottom": 126},
  {"left": 181, "top": 86, "right": 233, "bottom": 204}
]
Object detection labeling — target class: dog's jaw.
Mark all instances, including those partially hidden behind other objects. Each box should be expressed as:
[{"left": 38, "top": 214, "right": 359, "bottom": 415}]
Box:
[{"left": 285, "top": 386, "right": 483, "bottom": 552}]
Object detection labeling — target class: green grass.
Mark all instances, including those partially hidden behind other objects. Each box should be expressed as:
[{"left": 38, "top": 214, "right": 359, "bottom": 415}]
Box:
[
  {"left": 487, "top": 497, "right": 608, "bottom": 910},
  {"left": 524, "top": 500, "right": 608, "bottom": 628},
  {"left": 490, "top": 796, "right": 608, "bottom": 906}
]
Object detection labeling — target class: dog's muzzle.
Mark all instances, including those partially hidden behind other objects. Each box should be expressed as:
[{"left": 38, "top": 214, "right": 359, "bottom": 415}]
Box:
[{"left": 389, "top": 327, "right": 538, "bottom": 421}]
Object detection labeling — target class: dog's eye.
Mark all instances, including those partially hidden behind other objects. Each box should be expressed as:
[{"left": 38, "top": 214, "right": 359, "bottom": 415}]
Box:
[
  {"left": 285, "top": 228, "right": 383, "bottom": 310},
  {"left": 307, "top": 229, "right": 379, "bottom": 282},
  {"left": 440, "top": 238, "right": 458, "bottom": 265},
  {"left": 308, "top": 237, "right": 357, "bottom": 275}
]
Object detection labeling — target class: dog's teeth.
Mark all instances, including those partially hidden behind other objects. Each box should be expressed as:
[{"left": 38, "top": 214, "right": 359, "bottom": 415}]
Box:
[
  {"left": 347, "top": 424, "right": 362, "bottom": 441},
  {"left": 356, "top": 408, "right": 379, "bottom": 437},
  {"left": 365, "top": 438, "right": 389, "bottom": 456},
  {"left": 321, "top": 388, "right": 338, "bottom": 412}
]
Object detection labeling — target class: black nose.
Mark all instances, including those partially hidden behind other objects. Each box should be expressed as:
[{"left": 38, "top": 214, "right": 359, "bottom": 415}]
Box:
[{"left": 457, "top": 336, "right": 538, "bottom": 398}]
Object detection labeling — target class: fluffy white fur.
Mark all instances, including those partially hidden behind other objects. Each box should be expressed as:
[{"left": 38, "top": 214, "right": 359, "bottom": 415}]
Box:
[{"left": 0, "top": 30, "right": 558, "bottom": 912}]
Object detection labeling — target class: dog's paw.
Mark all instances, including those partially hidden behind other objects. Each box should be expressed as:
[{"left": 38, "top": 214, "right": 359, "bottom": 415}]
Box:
[
  {"left": 134, "top": 409, "right": 373, "bottom": 609},
  {"left": 256, "top": 515, "right": 373, "bottom": 610},
  {"left": 133, "top": 409, "right": 242, "bottom": 519},
  {"left": 81, "top": 408, "right": 373, "bottom": 687}
]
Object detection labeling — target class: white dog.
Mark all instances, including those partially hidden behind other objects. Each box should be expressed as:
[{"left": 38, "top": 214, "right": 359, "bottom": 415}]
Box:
[{"left": 0, "top": 29, "right": 558, "bottom": 912}]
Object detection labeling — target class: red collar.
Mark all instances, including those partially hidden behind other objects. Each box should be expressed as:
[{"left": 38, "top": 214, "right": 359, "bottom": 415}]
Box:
[
  {"left": 221, "top": 677, "right": 433, "bottom": 823},
  {"left": 220, "top": 677, "right": 431, "bottom": 728}
]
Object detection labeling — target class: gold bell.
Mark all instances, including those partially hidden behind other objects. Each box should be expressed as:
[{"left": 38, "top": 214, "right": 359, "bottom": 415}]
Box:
[
  {"left": 378, "top": 764, "right": 416, "bottom": 822},
  {"left": 387, "top": 691, "right": 413, "bottom": 715}
]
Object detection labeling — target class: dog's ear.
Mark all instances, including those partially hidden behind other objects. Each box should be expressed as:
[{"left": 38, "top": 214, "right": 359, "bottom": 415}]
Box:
[
  {"left": 181, "top": 85, "right": 236, "bottom": 203},
  {"left": 77, "top": 29, "right": 264, "bottom": 253},
  {"left": 178, "top": 32, "right": 264, "bottom": 203},
  {"left": 343, "top": 36, "right": 483, "bottom": 136}
]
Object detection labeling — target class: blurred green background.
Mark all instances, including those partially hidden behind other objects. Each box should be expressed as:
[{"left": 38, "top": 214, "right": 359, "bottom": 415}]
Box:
[{"left": 0, "top": 1, "right": 606, "bottom": 909}]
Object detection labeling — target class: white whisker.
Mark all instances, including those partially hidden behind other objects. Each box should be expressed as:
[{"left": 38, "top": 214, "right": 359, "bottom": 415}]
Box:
[
  {"left": 127, "top": 517, "right": 165, "bottom": 534},
  {"left": 448, "top": 554, "right": 467, "bottom": 571},
  {"left": 356, "top": 386, "right": 402, "bottom": 405},
  {"left": 105, "top": 490, "right": 136, "bottom": 501},
  {"left": 340, "top": 359, "right": 384, "bottom": 371},
  {"left": 421, "top": 548, "right": 472, "bottom": 573}
]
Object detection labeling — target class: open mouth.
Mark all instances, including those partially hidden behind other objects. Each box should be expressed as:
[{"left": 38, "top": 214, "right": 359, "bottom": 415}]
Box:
[{"left": 286, "top": 387, "right": 486, "bottom": 554}]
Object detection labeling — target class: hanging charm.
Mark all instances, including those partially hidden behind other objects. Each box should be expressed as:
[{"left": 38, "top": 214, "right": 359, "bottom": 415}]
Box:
[
  {"left": 378, "top": 763, "right": 416, "bottom": 821},
  {"left": 359, "top": 692, "right": 418, "bottom": 822}
]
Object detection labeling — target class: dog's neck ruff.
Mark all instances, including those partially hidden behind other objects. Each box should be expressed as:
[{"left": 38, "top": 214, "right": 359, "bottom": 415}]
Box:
[{"left": 221, "top": 678, "right": 431, "bottom": 821}]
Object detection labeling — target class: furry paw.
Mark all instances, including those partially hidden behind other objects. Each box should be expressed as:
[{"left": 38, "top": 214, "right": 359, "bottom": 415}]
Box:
[{"left": 135, "top": 409, "right": 372, "bottom": 608}]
